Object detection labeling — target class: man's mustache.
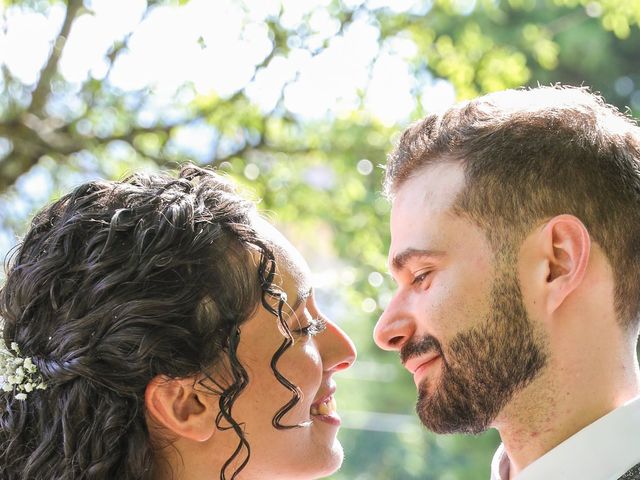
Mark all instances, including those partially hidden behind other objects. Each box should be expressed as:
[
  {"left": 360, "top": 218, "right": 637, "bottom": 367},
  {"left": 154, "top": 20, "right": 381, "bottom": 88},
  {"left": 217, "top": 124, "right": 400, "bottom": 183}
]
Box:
[{"left": 400, "top": 334, "right": 443, "bottom": 365}]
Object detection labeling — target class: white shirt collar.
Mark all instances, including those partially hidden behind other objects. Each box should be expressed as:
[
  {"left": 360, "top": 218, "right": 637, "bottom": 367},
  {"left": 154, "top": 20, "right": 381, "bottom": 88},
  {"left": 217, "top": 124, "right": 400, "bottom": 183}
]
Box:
[
  {"left": 490, "top": 395, "right": 640, "bottom": 480},
  {"left": 491, "top": 443, "right": 510, "bottom": 480}
]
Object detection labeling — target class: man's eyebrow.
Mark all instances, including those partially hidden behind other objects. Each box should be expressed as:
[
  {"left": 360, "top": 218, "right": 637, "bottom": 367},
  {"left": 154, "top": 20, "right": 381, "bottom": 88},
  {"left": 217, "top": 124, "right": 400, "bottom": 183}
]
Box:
[
  {"left": 390, "top": 248, "right": 445, "bottom": 273},
  {"left": 290, "top": 286, "right": 312, "bottom": 312}
]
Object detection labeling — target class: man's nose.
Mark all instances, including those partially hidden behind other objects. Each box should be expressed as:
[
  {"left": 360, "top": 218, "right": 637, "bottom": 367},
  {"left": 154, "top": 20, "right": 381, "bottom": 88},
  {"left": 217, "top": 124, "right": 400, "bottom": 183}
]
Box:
[
  {"left": 373, "top": 293, "right": 416, "bottom": 351},
  {"left": 319, "top": 320, "right": 357, "bottom": 373}
]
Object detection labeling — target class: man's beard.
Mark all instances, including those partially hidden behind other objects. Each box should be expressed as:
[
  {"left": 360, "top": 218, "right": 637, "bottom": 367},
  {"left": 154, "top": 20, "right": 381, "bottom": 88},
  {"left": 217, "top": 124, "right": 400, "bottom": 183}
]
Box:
[{"left": 401, "top": 266, "right": 548, "bottom": 434}]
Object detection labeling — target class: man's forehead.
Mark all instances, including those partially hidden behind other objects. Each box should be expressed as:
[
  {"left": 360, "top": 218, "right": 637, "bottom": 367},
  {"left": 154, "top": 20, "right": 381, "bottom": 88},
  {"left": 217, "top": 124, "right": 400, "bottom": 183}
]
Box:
[
  {"left": 388, "top": 162, "right": 466, "bottom": 270},
  {"left": 393, "top": 162, "right": 466, "bottom": 213}
]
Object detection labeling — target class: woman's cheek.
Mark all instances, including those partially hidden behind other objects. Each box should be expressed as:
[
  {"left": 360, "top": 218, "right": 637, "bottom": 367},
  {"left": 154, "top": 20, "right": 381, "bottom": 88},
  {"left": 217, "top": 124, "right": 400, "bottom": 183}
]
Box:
[{"left": 287, "top": 341, "right": 323, "bottom": 390}]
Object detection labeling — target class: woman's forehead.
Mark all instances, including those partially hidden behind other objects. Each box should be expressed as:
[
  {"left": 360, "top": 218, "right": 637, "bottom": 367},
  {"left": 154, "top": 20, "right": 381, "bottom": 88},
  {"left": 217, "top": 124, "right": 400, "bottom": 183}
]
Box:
[{"left": 251, "top": 214, "right": 311, "bottom": 291}]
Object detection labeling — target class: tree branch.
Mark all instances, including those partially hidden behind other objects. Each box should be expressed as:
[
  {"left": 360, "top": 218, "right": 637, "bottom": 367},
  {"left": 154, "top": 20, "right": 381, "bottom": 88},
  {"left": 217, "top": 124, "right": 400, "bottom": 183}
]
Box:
[
  {"left": 0, "top": 2, "right": 363, "bottom": 195},
  {"left": 0, "top": 152, "right": 37, "bottom": 193},
  {"left": 29, "top": 0, "right": 84, "bottom": 116}
]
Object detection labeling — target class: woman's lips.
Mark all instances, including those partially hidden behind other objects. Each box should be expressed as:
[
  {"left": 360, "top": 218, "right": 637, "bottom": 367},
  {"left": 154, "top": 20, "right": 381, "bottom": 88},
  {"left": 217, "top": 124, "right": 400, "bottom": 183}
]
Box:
[{"left": 310, "top": 396, "right": 341, "bottom": 426}]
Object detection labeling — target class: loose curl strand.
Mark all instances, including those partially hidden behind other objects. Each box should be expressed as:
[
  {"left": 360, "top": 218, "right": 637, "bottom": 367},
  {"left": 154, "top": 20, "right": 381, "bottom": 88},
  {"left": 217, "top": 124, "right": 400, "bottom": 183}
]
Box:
[{"left": 253, "top": 244, "right": 306, "bottom": 430}]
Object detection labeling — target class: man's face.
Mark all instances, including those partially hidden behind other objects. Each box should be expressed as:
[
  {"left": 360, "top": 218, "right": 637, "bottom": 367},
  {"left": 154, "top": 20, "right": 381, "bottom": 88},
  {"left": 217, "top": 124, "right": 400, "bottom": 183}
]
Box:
[{"left": 374, "top": 162, "right": 547, "bottom": 434}]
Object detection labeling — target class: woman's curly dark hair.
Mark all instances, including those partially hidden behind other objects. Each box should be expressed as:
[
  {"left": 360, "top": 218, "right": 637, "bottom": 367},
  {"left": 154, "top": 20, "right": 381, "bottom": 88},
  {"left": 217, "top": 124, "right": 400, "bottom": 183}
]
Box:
[{"left": 0, "top": 165, "right": 303, "bottom": 480}]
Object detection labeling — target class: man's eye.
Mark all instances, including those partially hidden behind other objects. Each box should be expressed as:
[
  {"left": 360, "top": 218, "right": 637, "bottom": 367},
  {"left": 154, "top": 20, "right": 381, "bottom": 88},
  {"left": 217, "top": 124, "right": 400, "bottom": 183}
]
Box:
[
  {"left": 412, "top": 271, "right": 431, "bottom": 286},
  {"left": 292, "top": 317, "right": 327, "bottom": 337}
]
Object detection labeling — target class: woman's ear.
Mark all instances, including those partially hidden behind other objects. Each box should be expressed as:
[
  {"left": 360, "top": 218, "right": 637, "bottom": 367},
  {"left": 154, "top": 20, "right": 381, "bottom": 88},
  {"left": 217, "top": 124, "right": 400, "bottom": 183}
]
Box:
[
  {"left": 540, "top": 214, "right": 591, "bottom": 314},
  {"left": 145, "top": 375, "right": 217, "bottom": 442}
]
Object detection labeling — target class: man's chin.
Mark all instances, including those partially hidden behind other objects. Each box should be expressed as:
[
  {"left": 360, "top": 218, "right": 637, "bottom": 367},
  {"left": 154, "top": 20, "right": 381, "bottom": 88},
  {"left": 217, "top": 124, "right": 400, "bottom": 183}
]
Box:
[
  {"left": 417, "top": 407, "right": 492, "bottom": 435},
  {"left": 416, "top": 388, "right": 493, "bottom": 435}
]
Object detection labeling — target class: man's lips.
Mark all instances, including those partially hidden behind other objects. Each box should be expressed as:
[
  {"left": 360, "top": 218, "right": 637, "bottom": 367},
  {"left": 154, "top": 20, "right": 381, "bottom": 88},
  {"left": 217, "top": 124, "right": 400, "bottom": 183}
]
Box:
[
  {"left": 403, "top": 354, "right": 441, "bottom": 375},
  {"left": 403, "top": 354, "right": 442, "bottom": 386}
]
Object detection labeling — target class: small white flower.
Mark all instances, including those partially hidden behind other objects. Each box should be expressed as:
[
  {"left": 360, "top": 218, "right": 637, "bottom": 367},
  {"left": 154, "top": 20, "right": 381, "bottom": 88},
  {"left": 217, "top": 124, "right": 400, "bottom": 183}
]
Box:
[{"left": 0, "top": 341, "right": 47, "bottom": 400}]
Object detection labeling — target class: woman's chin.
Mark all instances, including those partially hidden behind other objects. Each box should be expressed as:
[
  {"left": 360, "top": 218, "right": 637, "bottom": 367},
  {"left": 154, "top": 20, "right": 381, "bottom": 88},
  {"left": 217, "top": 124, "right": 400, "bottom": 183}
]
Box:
[{"left": 311, "top": 439, "right": 345, "bottom": 479}]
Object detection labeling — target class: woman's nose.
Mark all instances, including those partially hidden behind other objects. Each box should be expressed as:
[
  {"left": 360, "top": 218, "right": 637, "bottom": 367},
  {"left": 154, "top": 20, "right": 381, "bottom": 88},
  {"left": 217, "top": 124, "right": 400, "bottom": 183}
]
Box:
[
  {"left": 373, "top": 293, "right": 415, "bottom": 351},
  {"left": 318, "top": 320, "right": 357, "bottom": 373}
]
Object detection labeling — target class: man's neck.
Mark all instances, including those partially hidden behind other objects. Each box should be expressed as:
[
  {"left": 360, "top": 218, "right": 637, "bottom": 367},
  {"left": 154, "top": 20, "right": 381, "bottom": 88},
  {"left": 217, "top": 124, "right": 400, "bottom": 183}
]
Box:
[{"left": 495, "top": 355, "right": 640, "bottom": 478}]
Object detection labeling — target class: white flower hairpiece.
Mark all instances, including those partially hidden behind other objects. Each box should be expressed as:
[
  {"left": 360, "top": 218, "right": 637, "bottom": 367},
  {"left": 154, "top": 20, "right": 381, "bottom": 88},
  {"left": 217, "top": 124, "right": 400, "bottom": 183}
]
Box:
[{"left": 0, "top": 341, "right": 47, "bottom": 400}]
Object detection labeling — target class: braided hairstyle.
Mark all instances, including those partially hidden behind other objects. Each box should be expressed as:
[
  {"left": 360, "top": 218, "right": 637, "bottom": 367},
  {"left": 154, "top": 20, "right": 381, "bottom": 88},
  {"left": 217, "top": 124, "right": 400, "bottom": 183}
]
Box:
[{"left": 0, "top": 165, "right": 302, "bottom": 480}]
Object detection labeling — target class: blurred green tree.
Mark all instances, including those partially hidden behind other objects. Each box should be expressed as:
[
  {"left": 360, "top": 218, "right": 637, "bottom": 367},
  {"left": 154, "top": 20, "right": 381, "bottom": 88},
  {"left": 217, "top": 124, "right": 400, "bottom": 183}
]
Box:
[{"left": 1, "top": 0, "right": 639, "bottom": 478}]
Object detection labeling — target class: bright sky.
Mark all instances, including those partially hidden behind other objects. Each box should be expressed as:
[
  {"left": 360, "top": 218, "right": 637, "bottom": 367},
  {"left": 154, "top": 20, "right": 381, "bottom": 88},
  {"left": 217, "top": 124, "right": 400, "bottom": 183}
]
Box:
[{"left": 0, "top": 0, "right": 456, "bottom": 125}]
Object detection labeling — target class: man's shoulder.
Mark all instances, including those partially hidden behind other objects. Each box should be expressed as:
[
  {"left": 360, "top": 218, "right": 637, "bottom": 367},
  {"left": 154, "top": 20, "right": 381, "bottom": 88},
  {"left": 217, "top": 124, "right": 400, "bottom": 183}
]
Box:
[{"left": 619, "top": 462, "right": 640, "bottom": 480}]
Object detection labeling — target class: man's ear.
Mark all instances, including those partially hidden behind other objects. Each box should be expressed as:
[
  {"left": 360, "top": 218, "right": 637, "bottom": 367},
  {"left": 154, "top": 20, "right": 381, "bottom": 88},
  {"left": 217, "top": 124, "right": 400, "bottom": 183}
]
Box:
[
  {"left": 540, "top": 214, "right": 591, "bottom": 314},
  {"left": 145, "top": 375, "right": 217, "bottom": 442}
]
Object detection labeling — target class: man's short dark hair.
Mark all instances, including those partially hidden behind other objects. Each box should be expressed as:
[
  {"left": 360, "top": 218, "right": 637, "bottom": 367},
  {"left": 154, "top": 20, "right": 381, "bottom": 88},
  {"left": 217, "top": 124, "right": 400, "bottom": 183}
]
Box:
[{"left": 385, "top": 85, "right": 640, "bottom": 331}]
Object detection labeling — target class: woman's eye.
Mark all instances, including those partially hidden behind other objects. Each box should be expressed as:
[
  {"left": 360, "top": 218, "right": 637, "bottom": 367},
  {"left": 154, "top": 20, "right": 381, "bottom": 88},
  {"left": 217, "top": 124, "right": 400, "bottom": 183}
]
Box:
[{"left": 293, "top": 317, "right": 327, "bottom": 337}]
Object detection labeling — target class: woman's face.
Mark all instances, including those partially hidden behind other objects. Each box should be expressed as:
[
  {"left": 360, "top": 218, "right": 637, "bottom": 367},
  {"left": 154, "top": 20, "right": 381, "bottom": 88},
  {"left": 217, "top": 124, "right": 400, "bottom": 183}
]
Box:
[{"left": 211, "top": 219, "right": 357, "bottom": 479}]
